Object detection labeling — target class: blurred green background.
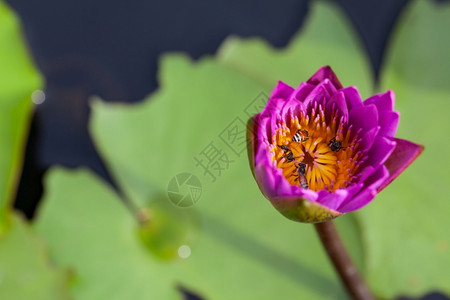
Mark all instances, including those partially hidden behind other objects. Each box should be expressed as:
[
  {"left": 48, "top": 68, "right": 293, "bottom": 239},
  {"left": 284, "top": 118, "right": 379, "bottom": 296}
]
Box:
[{"left": 0, "top": 0, "right": 449, "bottom": 299}]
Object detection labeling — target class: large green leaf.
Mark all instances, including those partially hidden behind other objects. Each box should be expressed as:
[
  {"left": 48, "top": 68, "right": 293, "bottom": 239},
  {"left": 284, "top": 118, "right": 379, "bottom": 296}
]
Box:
[
  {"left": 0, "top": 213, "right": 72, "bottom": 300},
  {"left": 0, "top": 0, "right": 42, "bottom": 233},
  {"left": 356, "top": 1, "right": 450, "bottom": 298},
  {"left": 35, "top": 1, "right": 368, "bottom": 299},
  {"left": 35, "top": 168, "right": 180, "bottom": 300},
  {"left": 35, "top": 167, "right": 363, "bottom": 300},
  {"left": 0, "top": 2, "right": 71, "bottom": 299}
]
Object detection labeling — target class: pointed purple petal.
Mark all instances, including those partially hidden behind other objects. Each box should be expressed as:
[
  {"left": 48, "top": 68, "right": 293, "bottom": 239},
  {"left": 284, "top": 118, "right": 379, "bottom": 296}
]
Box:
[
  {"left": 325, "top": 91, "right": 349, "bottom": 121},
  {"left": 256, "top": 115, "right": 271, "bottom": 144},
  {"left": 254, "top": 159, "right": 319, "bottom": 203},
  {"left": 254, "top": 162, "right": 277, "bottom": 199},
  {"left": 344, "top": 182, "right": 365, "bottom": 199},
  {"left": 291, "top": 82, "right": 315, "bottom": 102},
  {"left": 348, "top": 104, "right": 378, "bottom": 135},
  {"left": 316, "top": 189, "right": 348, "bottom": 211},
  {"left": 341, "top": 86, "right": 363, "bottom": 111},
  {"left": 307, "top": 66, "right": 343, "bottom": 89},
  {"left": 302, "top": 85, "right": 327, "bottom": 108},
  {"left": 357, "top": 126, "right": 380, "bottom": 153},
  {"left": 379, "top": 111, "right": 400, "bottom": 138},
  {"left": 364, "top": 90, "right": 395, "bottom": 112},
  {"left": 260, "top": 97, "right": 285, "bottom": 119},
  {"left": 357, "top": 165, "right": 376, "bottom": 182},
  {"left": 363, "top": 136, "right": 397, "bottom": 169},
  {"left": 321, "top": 79, "right": 338, "bottom": 97},
  {"left": 338, "top": 165, "right": 389, "bottom": 213},
  {"left": 269, "top": 81, "right": 295, "bottom": 100},
  {"left": 379, "top": 138, "right": 424, "bottom": 191},
  {"left": 303, "top": 81, "right": 335, "bottom": 108},
  {"left": 363, "top": 90, "right": 399, "bottom": 137},
  {"left": 333, "top": 183, "right": 364, "bottom": 211},
  {"left": 280, "top": 82, "right": 311, "bottom": 116}
]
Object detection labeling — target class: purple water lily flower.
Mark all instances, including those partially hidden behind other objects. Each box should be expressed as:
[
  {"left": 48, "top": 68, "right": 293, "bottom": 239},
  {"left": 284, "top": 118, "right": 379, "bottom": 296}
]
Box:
[{"left": 248, "top": 66, "right": 423, "bottom": 223}]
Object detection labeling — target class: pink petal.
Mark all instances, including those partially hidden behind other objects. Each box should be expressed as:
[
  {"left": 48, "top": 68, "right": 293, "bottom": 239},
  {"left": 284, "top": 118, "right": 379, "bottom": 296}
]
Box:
[
  {"left": 348, "top": 104, "right": 379, "bottom": 135},
  {"left": 357, "top": 126, "right": 380, "bottom": 153},
  {"left": 338, "top": 165, "right": 389, "bottom": 213},
  {"left": 364, "top": 90, "right": 395, "bottom": 112},
  {"left": 363, "top": 136, "right": 397, "bottom": 169},
  {"left": 254, "top": 160, "right": 317, "bottom": 202},
  {"left": 321, "top": 79, "right": 338, "bottom": 97},
  {"left": 325, "top": 91, "right": 349, "bottom": 121},
  {"left": 269, "top": 81, "right": 295, "bottom": 100},
  {"left": 331, "top": 182, "right": 364, "bottom": 211},
  {"left": 316, "top": 189, "right": 349, "bottom": 211},
  {"left": 379, "top": 111, "right": 399, "bottom": 138},
  {"left": 378, "top": 138, "right": 424, "bottom": 191},
  {"left": 303, "top": 81, "right": 335, "bottom": 108},
  {"left": 307, "top": 66, "right": 343, "bottom": 89},
  {"left": 341, "top": 86, "right": 363, "bottom": 111},
  {"left": 363, "top": 90, "right": 399, "bottom": 137},
  {"left": 256, "top": 115, "right": 271, "bottom": 143},
  {"left": 260, "top": 97, "right": 286, "bottom": 119},
  {"left": 291, "top": 82, "right": 315, "bottom": 102},
  {"left": 254, "top": 162, "right": 277, "bottom": 199},
  {"left": 280, "top": 83, "right": 311, "bottom": 116}
]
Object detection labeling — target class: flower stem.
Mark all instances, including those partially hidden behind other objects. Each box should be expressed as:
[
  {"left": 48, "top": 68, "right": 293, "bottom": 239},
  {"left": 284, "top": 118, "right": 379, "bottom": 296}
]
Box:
[
  {"left": 314, "top": 221, "right": 374, "bottom": 300},
  {"left": 118, "top": 191, "right": 150, "bottom": 225}
]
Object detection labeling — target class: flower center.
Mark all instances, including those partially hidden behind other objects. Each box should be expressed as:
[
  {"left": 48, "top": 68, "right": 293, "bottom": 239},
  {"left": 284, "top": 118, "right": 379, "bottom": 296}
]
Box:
[{"left": 268, "top": 102, "right": 363, "bottom": 191}]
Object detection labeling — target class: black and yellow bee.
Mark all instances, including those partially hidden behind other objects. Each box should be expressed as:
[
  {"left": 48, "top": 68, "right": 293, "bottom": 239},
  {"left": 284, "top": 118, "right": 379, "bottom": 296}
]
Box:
[
  {"left": 296, "top": 162, "right": 308, "bottom": 189},
  {"left": 278, "top": 145, "right": 295, "bottom": 162},
  {"left": 292, "top": 129, "right": 309, "bottom": 143}
]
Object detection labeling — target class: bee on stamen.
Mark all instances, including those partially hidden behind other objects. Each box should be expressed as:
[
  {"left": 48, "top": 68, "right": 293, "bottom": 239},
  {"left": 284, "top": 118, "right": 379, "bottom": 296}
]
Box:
[
  {"left": 292, "top": 129, "right": 309, "bottom": 143},
  {"left": 293, "top": 162, "right": 308, "bottom": 189},
  {"left": 278, "top": 145, "right": 295, "bottom": 162},
  {"left": 328, "top": 136, "right": 346, "bottom": 152}
]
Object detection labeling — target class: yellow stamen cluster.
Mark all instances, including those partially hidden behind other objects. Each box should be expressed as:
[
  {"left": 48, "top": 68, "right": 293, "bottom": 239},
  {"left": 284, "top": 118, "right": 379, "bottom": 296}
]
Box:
[{"left": 268, "top": 103, "right": 363, "bottom": 191}]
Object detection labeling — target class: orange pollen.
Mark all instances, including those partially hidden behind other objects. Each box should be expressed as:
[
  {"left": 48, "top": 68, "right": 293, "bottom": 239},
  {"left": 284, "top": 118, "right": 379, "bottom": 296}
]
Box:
[{"left": 268, "top": 103, "right": 363, "bottom": 191}]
